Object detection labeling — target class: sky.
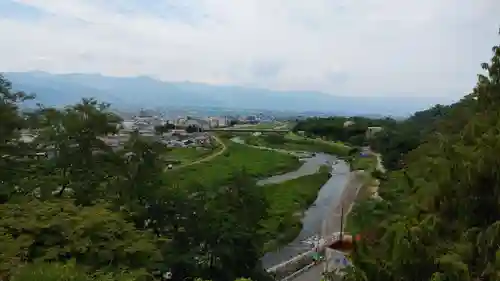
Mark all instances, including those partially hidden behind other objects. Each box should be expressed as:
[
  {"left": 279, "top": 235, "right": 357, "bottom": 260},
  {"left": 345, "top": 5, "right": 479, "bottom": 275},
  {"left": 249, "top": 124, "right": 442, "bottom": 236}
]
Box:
[{"left": 1, "top": 0, "right": 499, "bottom": 99}]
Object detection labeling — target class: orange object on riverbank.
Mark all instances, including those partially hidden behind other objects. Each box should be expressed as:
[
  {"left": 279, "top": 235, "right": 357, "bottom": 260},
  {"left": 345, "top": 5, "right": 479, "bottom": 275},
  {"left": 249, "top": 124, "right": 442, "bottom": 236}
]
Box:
[{"left": 328, "top": 234, "right": 355, "bottom": 253}]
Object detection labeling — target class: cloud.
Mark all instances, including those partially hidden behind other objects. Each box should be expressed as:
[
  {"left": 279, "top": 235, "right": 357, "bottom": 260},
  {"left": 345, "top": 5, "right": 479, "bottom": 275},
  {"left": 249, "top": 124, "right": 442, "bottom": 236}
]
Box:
[{"left": 0, "top": 0, "right": 499, "bottom": 98}]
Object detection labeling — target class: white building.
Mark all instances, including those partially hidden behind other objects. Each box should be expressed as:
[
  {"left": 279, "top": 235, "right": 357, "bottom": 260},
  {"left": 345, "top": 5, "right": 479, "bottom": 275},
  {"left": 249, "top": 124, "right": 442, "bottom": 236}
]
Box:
[
  {"left": 343, "top": 120, "right": 355, "bottom": 128},
  {"left": 366, "top": 127, "right": 383, "bottom": 139}
]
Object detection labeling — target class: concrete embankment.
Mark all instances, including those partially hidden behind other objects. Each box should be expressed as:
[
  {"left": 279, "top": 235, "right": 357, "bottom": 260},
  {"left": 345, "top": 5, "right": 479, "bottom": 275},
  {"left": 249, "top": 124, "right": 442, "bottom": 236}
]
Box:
[
  {"left": 322, "top": 154, "right": 386, "bottom": 273},
  {"left": 322, "top": 170, "right": 366, "bottom": 273},
  {"left": 268, "top": 170, "right": 366, "bottom": 280}
]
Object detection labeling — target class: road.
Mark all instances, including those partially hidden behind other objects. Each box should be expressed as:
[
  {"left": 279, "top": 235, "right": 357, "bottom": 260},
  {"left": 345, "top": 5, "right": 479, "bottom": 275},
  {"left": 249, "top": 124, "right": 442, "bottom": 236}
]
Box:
[{"left": 166, "top": 135, "right": 227, "bottom": 171}]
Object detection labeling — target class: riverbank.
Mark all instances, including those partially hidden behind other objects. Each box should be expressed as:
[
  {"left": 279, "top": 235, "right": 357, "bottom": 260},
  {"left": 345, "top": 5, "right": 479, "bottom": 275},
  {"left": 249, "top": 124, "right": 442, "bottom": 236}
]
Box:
[
  {"left": 243, "top": 133, "right": 351, "bottom": 157},
  {"left": 163, "top": 140, "right": 301, "bottom": 188},
  {"left": 226, "top": 135, "right": 352, "bottom": 271},
  {"left": 260, "top": 166, "right": 331, "bottom": 253},
  {"left": 261, "top": 157, "right": 350, "bottom": 269},
  {"left": 322, "top": 169, "right": 367, "bottom": 270},
  {"left": 343, "top": 152, "right": 385, "bottom": 234}
]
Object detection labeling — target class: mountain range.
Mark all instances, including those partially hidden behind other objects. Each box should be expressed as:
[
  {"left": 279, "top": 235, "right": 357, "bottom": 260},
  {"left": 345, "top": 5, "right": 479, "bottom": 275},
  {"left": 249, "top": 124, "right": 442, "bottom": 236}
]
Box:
[{"left": 3, "top": 71, "right": 455, "bottom": 117}]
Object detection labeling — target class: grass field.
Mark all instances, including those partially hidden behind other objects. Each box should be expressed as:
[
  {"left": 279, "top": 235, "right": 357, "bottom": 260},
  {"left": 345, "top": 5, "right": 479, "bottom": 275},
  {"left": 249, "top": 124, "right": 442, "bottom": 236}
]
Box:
[
  {"left": 245, "top": 123, "right": 279, "bottom": 129},
  {"left": 260, "top": 166, "right": 330, "bottom": 252},
  {"left": 350, "top": 154, "right": 378, "bottom": 172},
  {"left": 166, "top": 147, "right": 216, "bottom": 165},
  {"left": 244, "top": 133, "right": 351, "bottom": 157},
  {"left": 163, "top": 141, "right": 301, "bottom": 188}
]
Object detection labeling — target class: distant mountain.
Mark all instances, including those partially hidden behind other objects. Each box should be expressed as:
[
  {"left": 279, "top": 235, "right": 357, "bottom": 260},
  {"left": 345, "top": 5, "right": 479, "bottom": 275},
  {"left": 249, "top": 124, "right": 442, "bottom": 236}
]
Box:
[{"left": 3, "top": 71, "right": 453, "bottom": 117}]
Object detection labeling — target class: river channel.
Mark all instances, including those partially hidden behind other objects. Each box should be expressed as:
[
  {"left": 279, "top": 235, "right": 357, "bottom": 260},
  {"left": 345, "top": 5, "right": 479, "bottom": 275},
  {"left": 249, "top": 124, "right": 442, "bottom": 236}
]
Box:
[{"left": 230, "top": 137, "right": 350, "bottom": 269}]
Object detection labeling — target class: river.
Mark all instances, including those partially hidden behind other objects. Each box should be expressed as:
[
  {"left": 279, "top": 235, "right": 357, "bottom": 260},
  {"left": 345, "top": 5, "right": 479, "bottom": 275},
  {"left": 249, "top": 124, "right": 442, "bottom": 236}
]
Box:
[{"left": 230, "top": 137, "right": 350, "bottom": 269}]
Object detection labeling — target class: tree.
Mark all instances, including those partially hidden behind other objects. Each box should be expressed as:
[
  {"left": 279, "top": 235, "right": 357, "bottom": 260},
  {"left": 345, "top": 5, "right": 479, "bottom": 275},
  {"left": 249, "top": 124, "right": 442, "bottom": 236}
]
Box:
[
  {"left": 29, "top": 99, "right": 122, "bottom": 205},
  {"left": 10, "top": 262, "right": 145, "bottom": 281},
  {"left": 186, "top": 124, "right": 200, "bottom": 133},
  {"left": 199, "top": 170, "right": 269, "bottom": 281},
  {"left": 0, "top": 200, "right": 161, "bottom": 277},
  {"left": 0, "top": 74, "right": 36, "bottom": 203},
  {"left": 263, "top": 134, "right": 285, "bottom": 145},
  {"left": 154, "top": 123, "right": 175, "bottom": 135},
  {"left": 338, "top": 29, "right": 500, "bottom": 281},
  {"left": 0, "top": 74, "right": 278, "bottom": 281}
]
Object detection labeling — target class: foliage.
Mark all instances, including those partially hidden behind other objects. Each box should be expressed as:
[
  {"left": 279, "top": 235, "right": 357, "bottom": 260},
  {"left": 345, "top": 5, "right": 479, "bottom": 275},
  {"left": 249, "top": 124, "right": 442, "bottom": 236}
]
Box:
[
  {"left": 154, "top": 123, "right": 175, "bottom": 135},
  {"left": 292, "top": 116, "right": 395, "bottom": 146},
  {"left": 284, "top": 134, "right": 351, "bottom": 156},
  {"left": 186, "top": 124, "right": 201, "bottom": 133},
  {"left": 163, "top": 141, "right": 301, "bottom": 188},
  {"left": 245, "top": 132, "right": 351, "bottom": 156},
  {"left": 339, "top": 30, "right": 500, "bottom": 281},
  {"left": 166, "top": 147, "right": 215, "bottom": 164},
  {"left": 0, "top": 200, "right": 160, "bottom": 275},
  {"left": 349, "top": 154, "right": 377, "bottom": 172},
  {"left": 0, "top": 74, "right": 279, "bottom": 281},
  {"left": 263, "top": 133, "right": 285, "bottom": 145},
  {"left": 260, "top": 166, "right": 331, "bottom": 252},
  {"left": 10, "top": 262, "right": 145, "bottom": 281}
]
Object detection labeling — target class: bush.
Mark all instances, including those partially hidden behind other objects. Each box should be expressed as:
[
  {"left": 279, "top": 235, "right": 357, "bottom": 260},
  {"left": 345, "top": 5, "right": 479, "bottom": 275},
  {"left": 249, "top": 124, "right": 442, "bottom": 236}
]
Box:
[
  {"left": 0, "top": 200, "right": 161, "bottom": 274},
  {"left": 10, "top": 262, "right": 145, "bottom": 281}
]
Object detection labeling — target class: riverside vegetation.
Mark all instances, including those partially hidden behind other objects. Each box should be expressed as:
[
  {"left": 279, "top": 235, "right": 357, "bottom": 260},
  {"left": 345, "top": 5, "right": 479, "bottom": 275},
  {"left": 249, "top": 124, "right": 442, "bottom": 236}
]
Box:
[
  {"left": 244, "top": 133, "right": 351, "bottom": 157},
  {"left": 0, "top": 74, "right": 334, "bottom": 281},
  {"left": 260, "top": 166, "right": 331, "bottom": 252},
  {"left": 163, "top": 141, "right": 301, "bottom": 189},
  {"left": 5, "top": 29, "right": 500, "bottom": 281},
  {"left": 295, "top": 30, "right": 500, "bottom": 281}
]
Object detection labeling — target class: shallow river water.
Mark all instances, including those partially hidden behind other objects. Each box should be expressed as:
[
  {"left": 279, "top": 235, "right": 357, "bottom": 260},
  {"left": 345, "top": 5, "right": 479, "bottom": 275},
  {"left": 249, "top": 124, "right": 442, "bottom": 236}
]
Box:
[{"left": 230, "top": 137, "right": 350, "bottom": 268}]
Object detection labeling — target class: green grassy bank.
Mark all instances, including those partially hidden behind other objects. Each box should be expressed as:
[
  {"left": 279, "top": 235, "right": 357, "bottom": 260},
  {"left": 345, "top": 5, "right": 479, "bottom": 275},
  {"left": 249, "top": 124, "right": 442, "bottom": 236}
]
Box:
[
  {"left": 163, "top": 141, "right": 301, "bottom": 188},
  {"left": 260, "top": 166, "right": 331, "bottom": 252}
]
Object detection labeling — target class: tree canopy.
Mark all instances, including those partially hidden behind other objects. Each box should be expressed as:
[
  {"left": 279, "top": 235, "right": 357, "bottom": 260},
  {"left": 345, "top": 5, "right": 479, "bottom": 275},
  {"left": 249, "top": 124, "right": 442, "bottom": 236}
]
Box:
[
  {"left": 0, "top": 75, "right": 267, "bottom": 281},
  {"left": 338, "top": 29, "right": 500, "bottom": 281}
]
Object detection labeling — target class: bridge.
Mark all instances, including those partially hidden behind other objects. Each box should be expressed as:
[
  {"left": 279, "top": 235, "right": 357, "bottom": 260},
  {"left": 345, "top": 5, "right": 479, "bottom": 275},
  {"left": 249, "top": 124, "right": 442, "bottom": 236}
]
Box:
[{"left": 205, "top": 128, "right": 290, "bottom": 133}]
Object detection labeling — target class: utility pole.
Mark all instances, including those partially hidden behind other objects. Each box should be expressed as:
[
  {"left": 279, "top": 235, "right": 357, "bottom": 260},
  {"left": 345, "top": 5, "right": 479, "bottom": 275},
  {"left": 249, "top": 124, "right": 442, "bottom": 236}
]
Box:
[{"left": 339, "top": 206, "right": 344, "bottom": 242}]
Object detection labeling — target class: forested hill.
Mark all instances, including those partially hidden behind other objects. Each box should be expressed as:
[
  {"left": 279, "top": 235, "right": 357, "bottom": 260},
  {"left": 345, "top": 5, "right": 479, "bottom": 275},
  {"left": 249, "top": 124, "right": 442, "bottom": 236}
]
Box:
[
  {"left": 293, "top": 94, "right": 478, "bottom": 171},
  {"left": 292, "top": 30, "right": 500, "bottom": 281},
  {"left": 342, "top": 31, "right": 500, "bottom": 280}
]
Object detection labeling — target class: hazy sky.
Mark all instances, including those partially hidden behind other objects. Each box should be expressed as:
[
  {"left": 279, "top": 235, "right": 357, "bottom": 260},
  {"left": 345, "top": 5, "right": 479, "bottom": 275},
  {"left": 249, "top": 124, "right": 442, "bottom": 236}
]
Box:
[{"left": 1, "top": 0, "right": 499, "bottom": 98}]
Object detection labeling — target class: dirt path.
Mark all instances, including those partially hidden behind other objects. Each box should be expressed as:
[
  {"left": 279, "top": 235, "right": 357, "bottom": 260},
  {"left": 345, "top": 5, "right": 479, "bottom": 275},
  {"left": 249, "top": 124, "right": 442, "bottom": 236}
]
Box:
[{"left": 167, "top": 135, "right": 227, "bottom": 171}]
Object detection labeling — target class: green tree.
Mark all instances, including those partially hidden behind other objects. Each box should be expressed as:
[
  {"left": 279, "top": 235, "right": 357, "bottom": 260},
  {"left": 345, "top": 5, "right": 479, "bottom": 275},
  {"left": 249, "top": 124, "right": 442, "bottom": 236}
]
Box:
[
  {"left": 10, "top": 262, "right": 145, "bottom": 281},
  {"left": 0, "top": 74, "right": 36, "bottom": 203},
  {"left": 0, "top": 199, "right": 161, "bottom": 276},
  {"left": 339, "top": 29, "right": 500, "bottom": 281},
  {"left": 30, "top": 99, "right": 122, "bottom": 204},
  {"left": 186, "top": 124, "right": 200, "bottom": 133},
  {"left": 0, "top": 74, "right": 278, "bottom": 281}
]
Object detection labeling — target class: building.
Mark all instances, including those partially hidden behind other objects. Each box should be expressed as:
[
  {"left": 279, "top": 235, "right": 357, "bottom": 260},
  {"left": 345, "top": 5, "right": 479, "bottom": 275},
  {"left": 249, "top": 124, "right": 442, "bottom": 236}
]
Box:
[
  {"left": 175, "top": 118, "right": 187, "bottom": 126},
  {"left": 343, "top": 120, "right": 355, "bottom": 128},
  {"left": 217, "top": 116, "right": 229, "bottom": 127},
  {"left": 207, "top": 117, "right": 219, "bottom": 128},
  {"left": 366, "top": 127, "right": 383, "bottom": 139}
]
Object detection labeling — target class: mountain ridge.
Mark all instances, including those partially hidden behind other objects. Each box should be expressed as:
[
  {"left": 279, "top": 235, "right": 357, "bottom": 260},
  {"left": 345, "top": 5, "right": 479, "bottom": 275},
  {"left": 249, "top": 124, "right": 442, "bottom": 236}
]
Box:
[{"left": 3, "top": 71, "right": 453, "bottom": 116}]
